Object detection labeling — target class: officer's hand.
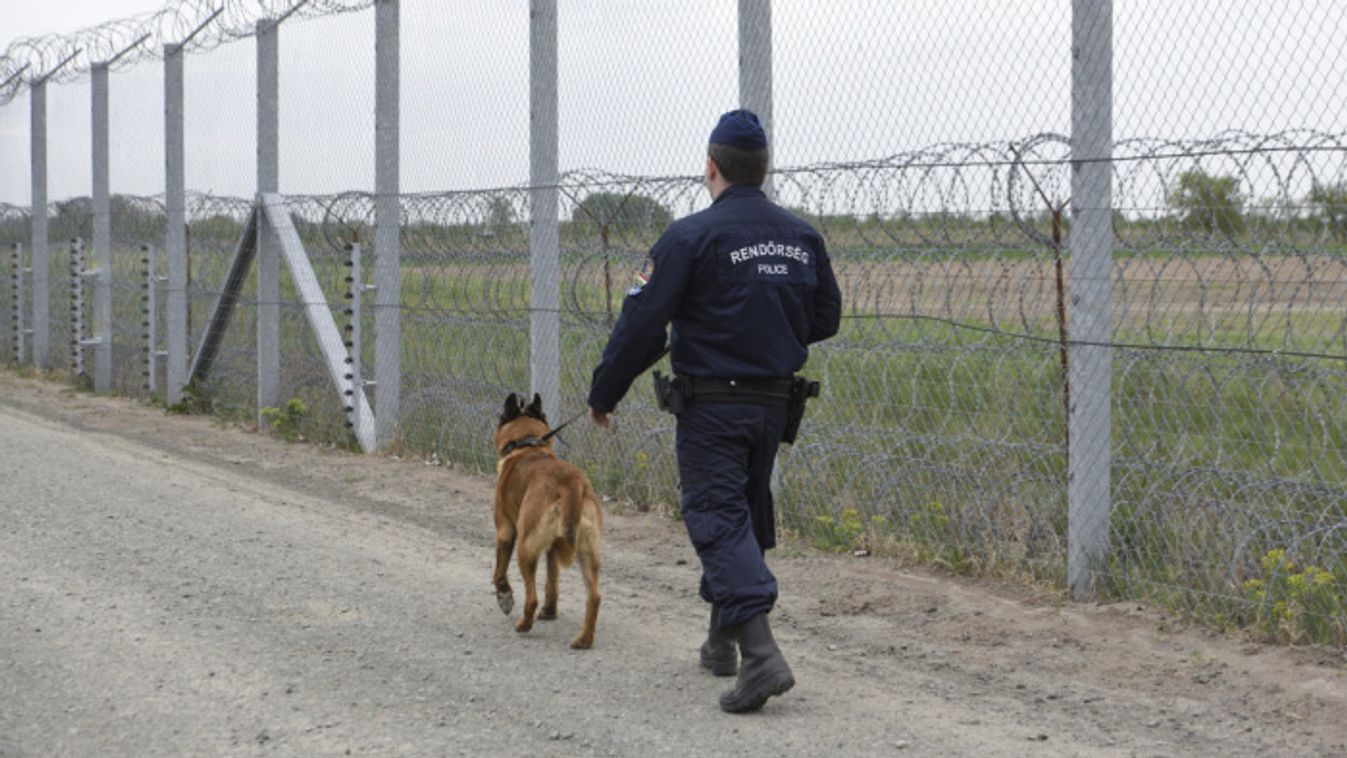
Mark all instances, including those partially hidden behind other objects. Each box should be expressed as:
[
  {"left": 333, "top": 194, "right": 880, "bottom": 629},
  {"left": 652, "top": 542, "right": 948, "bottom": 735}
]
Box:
[{"left": 588, "top": 407, "right": 612, "bottom": 429}]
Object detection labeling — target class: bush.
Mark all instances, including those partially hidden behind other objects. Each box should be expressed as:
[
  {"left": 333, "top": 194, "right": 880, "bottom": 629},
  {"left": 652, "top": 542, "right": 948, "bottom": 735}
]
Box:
[
  {"left": 1167, "top": 170, "right": 1246, "bottom": 239},
  {"left": 1242, "top": 548, "right": 1346, "bottom": 645},
  {"left": 260, "top": 398, "right": 308, "bottom": 442}
]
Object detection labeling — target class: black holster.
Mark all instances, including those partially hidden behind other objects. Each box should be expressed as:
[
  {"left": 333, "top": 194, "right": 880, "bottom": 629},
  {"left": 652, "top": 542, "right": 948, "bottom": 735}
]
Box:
[
  {"left": 781, "top": 376, "right": 821, "bottom": 444},
  {"left": 653, "top": 370, "right": 687, "bottom": 414}
]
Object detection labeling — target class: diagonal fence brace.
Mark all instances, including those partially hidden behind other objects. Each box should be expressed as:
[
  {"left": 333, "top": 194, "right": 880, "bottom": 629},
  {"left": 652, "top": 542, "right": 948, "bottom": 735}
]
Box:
[
  {"left": 189, "top": 203, "right": 259, "bottom": 382},
  {"left": 187, "top": 196, "right": 377, "bottom": 453},
  {"left": 258, "top": 194, "right": 376, "bottom": 452}
]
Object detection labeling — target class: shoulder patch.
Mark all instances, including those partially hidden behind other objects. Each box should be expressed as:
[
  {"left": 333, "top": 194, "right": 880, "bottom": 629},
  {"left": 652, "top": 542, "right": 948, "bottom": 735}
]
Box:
[{"left": 629, "top": 255, "right": 653, "bottom": 295}]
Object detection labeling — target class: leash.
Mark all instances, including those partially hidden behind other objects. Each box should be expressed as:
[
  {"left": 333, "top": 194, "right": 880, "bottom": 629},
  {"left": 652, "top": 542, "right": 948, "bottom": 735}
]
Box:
[
  {"left": 540, "top": 409, "right": 586, "bottom": 442},
  {"left": 502, "top": 346, "right": 671, "bottom": 456},
  {"left": 500, "top": 408, "right": 588, "bottom": 457}
]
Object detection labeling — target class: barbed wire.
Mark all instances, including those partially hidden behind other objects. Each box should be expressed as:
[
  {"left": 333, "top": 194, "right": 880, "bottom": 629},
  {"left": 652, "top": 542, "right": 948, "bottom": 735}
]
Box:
[
  {"left": 5, "top": 131, "right": 1343, "bottom": 361},
  {"left": 259, "top": 130, "right": 1346, "bottom": 253},
  {"left": 0, "top": 0, "right": 372, "bottom": 105}
]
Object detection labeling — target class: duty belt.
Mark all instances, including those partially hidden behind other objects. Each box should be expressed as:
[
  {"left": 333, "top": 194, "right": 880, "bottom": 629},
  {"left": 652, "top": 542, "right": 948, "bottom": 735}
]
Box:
[
  {"left": 679, "top": 376, "right": 794, "bottom": 404},
  {"left": 653, "top": 371, "right": 821, "bottom": 444}
]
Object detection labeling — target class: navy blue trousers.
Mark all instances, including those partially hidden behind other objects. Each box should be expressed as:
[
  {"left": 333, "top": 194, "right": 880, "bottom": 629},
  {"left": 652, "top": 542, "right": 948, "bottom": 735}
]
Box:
[{"left": 675, "top": 400, "right": 787, "bottom": 630}]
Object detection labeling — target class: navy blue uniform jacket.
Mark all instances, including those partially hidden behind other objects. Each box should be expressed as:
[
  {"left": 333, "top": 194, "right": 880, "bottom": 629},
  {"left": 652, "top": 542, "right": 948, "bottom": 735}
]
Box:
[{"left": 588, "top": 184, "right": 842, "bottom": 412}]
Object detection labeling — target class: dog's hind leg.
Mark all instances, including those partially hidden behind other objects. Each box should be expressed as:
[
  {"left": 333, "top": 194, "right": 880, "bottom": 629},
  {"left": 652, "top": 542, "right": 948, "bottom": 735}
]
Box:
[
  {"left": 514, "top": 548, "right": 540, "bottom": 634},
  {"left": 571, "top": 551, "right": 601, "bottom": 649},
  {"left": 492, "top": 525, "right": 516, "bottom": 615},
  {"left": 539, "top": 549, "right": 560, "bottom": 620}
]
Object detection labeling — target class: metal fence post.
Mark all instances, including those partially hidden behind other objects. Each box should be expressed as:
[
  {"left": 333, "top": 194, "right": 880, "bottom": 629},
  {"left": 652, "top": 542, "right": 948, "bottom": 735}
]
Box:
[
  {"left": 345, "top": 242, "right": 364, "bottom": 431},
  {"left": 374, "top": 0, "right": 401, "bottom": 448},
  {"left": 256, "top": 19, "right": 281, "bottom": 423},
  {"left": 30, "top": 79, "right": 48, "bottom": 370},
  {"left": 529, "top": 0, "right": 561, "bottom": 422},
  {"left": 91, "top": 63, "right": 112, "bottom": 391},
  {"left": 738, "top": 0, "right": 774, "bottom": 199},
  {"left": 11, "top": 243, "right": 25, "bottom": 363},
  {"left": 1068, "top": 0, "right": 1114, "bottom": 598},
  {"left": 142, "top": 243, "right": 161, "bottom": 392},
  {"left": 70, "top": 237, "right": 89, "bottom": 376},
  {"left": 164, "top": 44, "right": 188, "bottom": 404}
]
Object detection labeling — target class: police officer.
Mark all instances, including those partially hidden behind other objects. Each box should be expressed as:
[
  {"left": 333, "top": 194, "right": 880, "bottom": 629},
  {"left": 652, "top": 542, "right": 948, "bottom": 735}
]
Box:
[{"left": 587, "top": 109, "right": 841, "bottom": 713}]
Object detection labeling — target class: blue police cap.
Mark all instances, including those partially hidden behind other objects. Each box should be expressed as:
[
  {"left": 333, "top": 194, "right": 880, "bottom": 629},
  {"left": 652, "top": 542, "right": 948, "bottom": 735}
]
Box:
[{"left": 709, "top": 109, "right": 768, "bottom": 151}]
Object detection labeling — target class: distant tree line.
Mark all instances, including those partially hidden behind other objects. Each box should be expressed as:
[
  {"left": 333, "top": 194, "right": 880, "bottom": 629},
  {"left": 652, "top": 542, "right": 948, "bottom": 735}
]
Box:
[{"left": 9, "top": 176, "right": 1345, "bottom": 252}]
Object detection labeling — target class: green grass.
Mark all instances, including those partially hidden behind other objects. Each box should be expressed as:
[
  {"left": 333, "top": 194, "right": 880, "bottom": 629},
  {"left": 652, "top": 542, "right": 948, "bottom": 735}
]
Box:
[
  {"left": 379, "top": 255, "right": 1346, "bottom": 644},
  {"left": 3, "top": 228, "right": 1344, "bottom": 646}
]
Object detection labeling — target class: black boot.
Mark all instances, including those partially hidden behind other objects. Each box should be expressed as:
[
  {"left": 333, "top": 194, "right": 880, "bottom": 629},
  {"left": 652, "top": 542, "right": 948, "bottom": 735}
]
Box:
[
  {"left": 699, "top": 604, "right": 738, "bottom": 677},
  {"left": 719, "top": 613, "right": 795, "bottom": 713}
]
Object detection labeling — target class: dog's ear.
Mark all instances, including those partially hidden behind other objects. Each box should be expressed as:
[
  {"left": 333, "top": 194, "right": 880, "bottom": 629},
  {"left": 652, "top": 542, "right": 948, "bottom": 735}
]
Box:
[
  {"left": 500, "top": 393, "right": 521, "bottom": 425},
  {"left": 526, "top": 393, "right": 547, "bottom": 423}
]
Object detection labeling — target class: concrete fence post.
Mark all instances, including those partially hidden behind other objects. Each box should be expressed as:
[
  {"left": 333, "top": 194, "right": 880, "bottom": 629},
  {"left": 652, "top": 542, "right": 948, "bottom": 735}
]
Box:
[
  {"left": 91, "top": 63, "right": 112, "bottom": 391},
  {"left": 738, "top": 0, "right": 774, "bottom": 200},
  {"left": 529, "top": 0, "right": 561, "bottom": 421},
  {"left": 164, "top": 44, "right": 188, "bottom": 404},
  {"left": 256, "top": 19, "right": 281, "bottom": 423},
  {"left": 30, "top": 79, "right": 48, "bottom": 370},
  {"left": 374, "top": 0, "right": 401, "bottom": 447},
  {"left": 1068, "top": 0, "right": 1114, "bottom": 598}
]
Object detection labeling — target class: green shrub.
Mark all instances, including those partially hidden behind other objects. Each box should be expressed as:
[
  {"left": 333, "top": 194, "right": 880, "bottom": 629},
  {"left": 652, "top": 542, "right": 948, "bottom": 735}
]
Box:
[
  {"left": 260, "top": 398, "right": 308, "bottom": 442},
  {"left": 1243, "top": 548, "right": 1346, "bottom": 645},
  {"left": 812, "top": 506, "right": 865, "bottom": 552}
]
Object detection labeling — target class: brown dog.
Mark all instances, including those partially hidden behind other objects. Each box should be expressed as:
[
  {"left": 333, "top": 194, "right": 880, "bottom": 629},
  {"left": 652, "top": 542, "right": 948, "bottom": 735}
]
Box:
[{"left": 492, "top": 393, "right": 603, "bottom": 649}]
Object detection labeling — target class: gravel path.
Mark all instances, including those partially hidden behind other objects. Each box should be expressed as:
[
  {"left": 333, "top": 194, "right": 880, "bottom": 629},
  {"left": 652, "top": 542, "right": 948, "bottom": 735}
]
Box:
[{"left": 1, "top": 372, "right": 1344, "bottom": 757}]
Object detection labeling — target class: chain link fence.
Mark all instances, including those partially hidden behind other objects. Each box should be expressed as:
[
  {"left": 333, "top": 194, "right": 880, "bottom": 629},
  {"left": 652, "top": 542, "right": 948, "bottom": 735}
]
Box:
[{"left": 1, "top": 0, "right": 1344, "bottom": 646}]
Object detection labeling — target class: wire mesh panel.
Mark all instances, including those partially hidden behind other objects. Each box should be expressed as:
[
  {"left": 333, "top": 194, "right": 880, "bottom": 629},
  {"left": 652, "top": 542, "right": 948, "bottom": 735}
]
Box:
[
  {"left": 0, "top": 78, "right": 28, "bottom": 368},
  {"left": 401, "top": 1, "right": 529, "bottom": 192},
  {"left": 274, "top": 195, "right": 361, "bottom": 443},
  {"left": 392, "top": 189, "right": 532, "bottom": 468},
  {"left": 32, "top": 81, "right": 95, "bottom": 378},
  {"left": 0, "top": 88, "right": 29, "bottom": 225},
  {"left": 1109, "top": 0, "right": 1347, "bottom": 643},
  {"left": 44, "top": 203, "right": 90, "bottom": 379},
  {"left": 392, "top": 1, "right": 534, "bottom": 461},
  {"left": 98, "top": 37, "right": 168, "bottom": 396},
  {"left": 0, "top": 0, "right": 1343, "bottom": 645},
  {"left": 774, "top": 0, "right": 1069, "bottom": 161},
  {"left": 779, "top": 150, "right": 1074, "bottom": 574},
  {"left": 185, "top": 192, "right": 257, "bottom": 416},
  {"left": 553, "top": 172, "right": 708, "bottom": 506},
  {"left": 43, "top": 80, "right": 92, "bottom": 204},
  {"left": 277, "top": 13, "right": 375, "bottom": 194},
  {"left": 109, "top": 196, "right": 166, "bottom": 395}
]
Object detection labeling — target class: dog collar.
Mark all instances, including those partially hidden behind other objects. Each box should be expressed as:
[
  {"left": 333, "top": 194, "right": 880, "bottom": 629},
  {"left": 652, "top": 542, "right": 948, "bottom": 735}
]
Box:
[
  {"left": 500, "top": 436, "right": 550, "bottom": 457},
  {"left": 497, "top": 410, "right": 587, "bottom": 458}
]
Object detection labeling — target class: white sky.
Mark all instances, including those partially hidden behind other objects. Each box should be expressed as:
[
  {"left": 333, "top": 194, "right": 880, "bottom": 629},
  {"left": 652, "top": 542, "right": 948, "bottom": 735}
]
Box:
[
  {"left": 1, "top": 0, "right": 169, "bottom": 34},
  {"left": 1, "top": 1, "right": 1344, "bottom": 207}
]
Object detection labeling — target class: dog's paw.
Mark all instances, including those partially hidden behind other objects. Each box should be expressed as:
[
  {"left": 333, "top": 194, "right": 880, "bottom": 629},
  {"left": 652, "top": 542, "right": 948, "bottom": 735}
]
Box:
[
  {"left": 496, "top": 589, "right": 514, "bottom": 615},
  {"left": 538, "top": 606, "right": 557, "bottom": 620},
  {"left": 515, "top": 618, "right": 534, "bottom": 634},
  {"left": 570, "top": 636, "right": 593, "bottom": 650}
]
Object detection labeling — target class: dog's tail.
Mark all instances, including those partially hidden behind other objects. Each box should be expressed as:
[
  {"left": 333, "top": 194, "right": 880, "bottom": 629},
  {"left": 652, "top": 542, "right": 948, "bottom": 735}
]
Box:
[
  {"left": 547, "top": 478, "right": 586, "bottom": 568},
  {"left": 561, "top": 476, "right": 586, "bottom": 549}
]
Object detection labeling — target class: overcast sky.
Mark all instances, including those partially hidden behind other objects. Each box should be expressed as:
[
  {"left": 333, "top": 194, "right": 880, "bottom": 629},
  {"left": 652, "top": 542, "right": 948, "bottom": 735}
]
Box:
[
  {"left": 1, "top": 1, "right": 1344, "bottom": 208},
  {"left": 2, "top": 0, "right": 169, "bottom": 34}
]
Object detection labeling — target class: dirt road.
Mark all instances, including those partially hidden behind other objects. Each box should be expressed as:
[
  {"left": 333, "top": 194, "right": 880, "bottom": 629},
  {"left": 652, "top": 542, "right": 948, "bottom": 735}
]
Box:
[{"left": 1, "top": 372, "right": 1344, "bottom": 756}]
